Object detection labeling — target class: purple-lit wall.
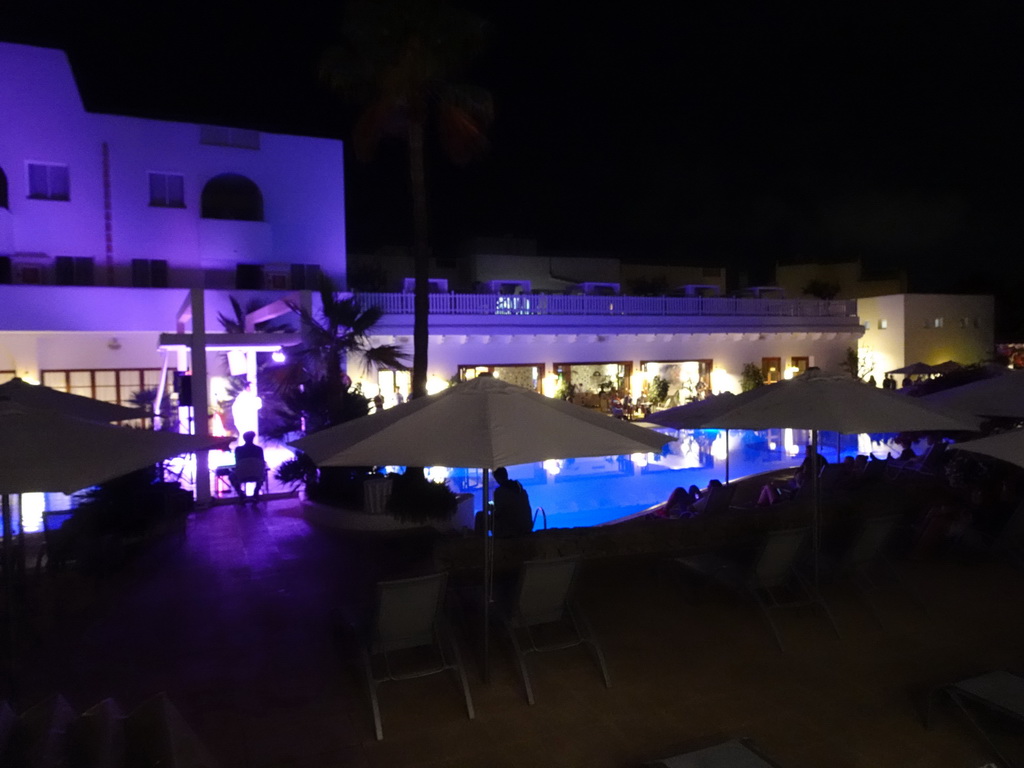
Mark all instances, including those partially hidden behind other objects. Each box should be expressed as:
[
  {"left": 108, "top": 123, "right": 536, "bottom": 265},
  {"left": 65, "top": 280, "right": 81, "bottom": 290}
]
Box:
[{"left": 0, "top": 42, "right": 346, "bottom": 284}]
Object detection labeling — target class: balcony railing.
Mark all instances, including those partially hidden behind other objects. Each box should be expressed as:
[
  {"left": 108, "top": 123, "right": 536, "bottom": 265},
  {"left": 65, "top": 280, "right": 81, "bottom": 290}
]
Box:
[{"left": 354, "top": 293, "right": 857, "bottom": 318}]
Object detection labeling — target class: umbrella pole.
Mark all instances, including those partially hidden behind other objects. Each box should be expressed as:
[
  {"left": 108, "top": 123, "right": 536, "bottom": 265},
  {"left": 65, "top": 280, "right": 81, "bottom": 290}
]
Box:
[
  {"left": 811, "top": 430, "right": 821, "bottom": 588},
  {"left": 482, "top": 469, "right": 492, "bottom": 683},
  {"left": 725, "top": 430, "right": 730, "bottom": 484},
  {"left": 2, "top": 493, "right": 15, "bottom": 694}
]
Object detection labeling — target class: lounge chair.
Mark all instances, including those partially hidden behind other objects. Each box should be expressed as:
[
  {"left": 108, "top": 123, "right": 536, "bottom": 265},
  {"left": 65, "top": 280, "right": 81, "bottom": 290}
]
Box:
[
  {"left": 676, "top": 527, "right": 840, "bottom": 652},
  {"left": 887, "top": 441, "right": 947, "bottom": 480},
  {"left": 926, "top": 670, "right": 1024, "bottom": 767},
  {"left": 689, "top": 483, "right": 736, "bottom": 516},
  {"left": 496, "top": 556, "right": 611, "bottom": 705},
  {"left": 642, "top": 738, "right": 785, "bottom": 767},
  {"left": 358, "top": 572, "right": 475, "bottom": 740},
  {"left": 820, "top": 514, "right": 915, "bottom": 624}
]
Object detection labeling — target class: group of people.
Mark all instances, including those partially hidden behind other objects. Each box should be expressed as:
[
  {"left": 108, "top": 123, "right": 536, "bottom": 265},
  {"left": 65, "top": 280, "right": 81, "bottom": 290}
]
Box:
[{"left": 654, "top": 478, "right": 725, "bottom": 518}]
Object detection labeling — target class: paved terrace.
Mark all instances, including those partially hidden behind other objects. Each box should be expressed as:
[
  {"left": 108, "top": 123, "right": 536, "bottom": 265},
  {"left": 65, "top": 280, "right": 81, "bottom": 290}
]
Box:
[{"left": 5, "top": 493, "right": 1024, "bottom": 768}]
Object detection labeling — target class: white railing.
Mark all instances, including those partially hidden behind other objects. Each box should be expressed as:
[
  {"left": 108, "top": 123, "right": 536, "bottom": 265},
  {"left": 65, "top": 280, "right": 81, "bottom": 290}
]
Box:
[{"left": 354, "top": 292, "right": 857, "bottom": 318}]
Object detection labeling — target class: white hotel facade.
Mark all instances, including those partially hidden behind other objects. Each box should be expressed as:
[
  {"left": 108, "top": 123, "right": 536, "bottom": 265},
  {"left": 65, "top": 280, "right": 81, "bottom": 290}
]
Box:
[{"left": 5, "top": 41, "right": 993, "bottom": 501}]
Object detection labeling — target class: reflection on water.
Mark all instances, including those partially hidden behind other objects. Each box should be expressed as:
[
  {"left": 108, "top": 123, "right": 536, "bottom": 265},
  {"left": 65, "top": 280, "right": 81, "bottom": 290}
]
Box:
[{"left": 440, "top": 428, "right": 902, "bottom": 529}]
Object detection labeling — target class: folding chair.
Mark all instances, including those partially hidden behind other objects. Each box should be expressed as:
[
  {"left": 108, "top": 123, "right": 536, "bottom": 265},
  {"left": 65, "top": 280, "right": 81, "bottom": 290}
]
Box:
[
  {"left": 676, "top": 527, "right": 840, "bottom": 652},
  {"left": 230, "top": 457, "right": 267, "bottom": 498},
  {"left": 359, "top": 572, "right": 474, "bottom": 740},
  {"left": 497, "top": 556, "right": 611, "bottom": 705},
  {"left": 643, "top": 738, "right": 785, "bottom": 767},
  {"left": 926, "top": 670, "right": 1024, "bottom": 767}
]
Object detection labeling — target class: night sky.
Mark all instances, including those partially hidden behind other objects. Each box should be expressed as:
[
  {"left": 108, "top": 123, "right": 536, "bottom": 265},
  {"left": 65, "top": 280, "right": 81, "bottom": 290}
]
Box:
[{"left": 3, "top": 2, "right": 1023, "bottom": 328}]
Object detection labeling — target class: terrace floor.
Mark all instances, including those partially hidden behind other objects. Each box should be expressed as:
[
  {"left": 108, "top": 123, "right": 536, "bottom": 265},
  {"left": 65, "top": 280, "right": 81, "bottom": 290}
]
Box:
[{"left": 5, "top": 495, "right": 1024, "bottom": 768}]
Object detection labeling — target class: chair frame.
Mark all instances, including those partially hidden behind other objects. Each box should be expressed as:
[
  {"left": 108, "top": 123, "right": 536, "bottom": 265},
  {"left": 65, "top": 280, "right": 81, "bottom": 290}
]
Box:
[
  {"left": 498, "top": 556, "right": 611, "bottom": 705},
  {"left": 926, "top": 670, "right": 1024, "bottom": 768},
  {"left": 360, "top": 572, "right": 474, "bottom": 740},
  {"left": 678, "top": 528, "right": 840, "bottom": 652}
]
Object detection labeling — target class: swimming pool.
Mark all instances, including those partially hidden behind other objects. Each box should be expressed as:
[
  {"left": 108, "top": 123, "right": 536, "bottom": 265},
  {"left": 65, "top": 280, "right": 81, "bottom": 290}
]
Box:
[{"left": 438, "top": 427, "right": 883, "bottom": 529}]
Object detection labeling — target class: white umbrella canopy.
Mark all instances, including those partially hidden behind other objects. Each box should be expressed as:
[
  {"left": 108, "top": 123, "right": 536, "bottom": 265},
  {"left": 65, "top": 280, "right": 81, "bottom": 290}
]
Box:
[
  {"left": 702, "top": 369, "right": 980, "bottom": 434},
  {"left": 291, "top": 375, "right": 673, "bottom": 682},
  {"left": 918, "top": 370, "right": 1024, "bottom": 419},
  {"left": 293, "top": 375, "right": 672, "bottom": 468},
  {"left": 0, "top": 377, "right": 143, "bottom": 423},
  {"left": 0, "top": 403, "right": 230, "bottom": 494},
  {"left": 949, "top": 429, "right": 1024, "bottom": 470}
]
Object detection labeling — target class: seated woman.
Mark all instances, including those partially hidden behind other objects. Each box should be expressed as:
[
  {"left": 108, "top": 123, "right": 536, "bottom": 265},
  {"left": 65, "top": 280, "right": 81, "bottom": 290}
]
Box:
[
  {"left": 757, "top": 469, "right": 805, "bottom": 506},
  {"left": 688, "top": 479, "right": 724, "bottom": 515},
  {"left": 659, "top": 484, "right": 703, "bottom": 517}
]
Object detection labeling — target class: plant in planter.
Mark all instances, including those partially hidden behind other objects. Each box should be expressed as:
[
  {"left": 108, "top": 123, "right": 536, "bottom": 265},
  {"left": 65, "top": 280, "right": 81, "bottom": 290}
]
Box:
[
  {"left": 648, "top": 375, "right": 670, "bottom": 407},
  {"left": 740, "top": 363, "right": 765, "bottom": 392},
  {"left": 386, "top": 471, "right": 458, "bottom": 524}
]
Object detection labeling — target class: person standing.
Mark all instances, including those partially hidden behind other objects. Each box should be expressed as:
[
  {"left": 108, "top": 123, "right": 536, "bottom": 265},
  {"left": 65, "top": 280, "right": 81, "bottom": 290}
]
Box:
[{"left": 490, "top": 466, "right": 534, "bottom": 537}]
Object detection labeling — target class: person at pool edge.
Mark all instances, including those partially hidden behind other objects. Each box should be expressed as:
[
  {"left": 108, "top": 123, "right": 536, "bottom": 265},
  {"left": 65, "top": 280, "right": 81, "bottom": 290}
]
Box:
[{"left": 476, "top": 467, "right": 534, "bottom": 536}]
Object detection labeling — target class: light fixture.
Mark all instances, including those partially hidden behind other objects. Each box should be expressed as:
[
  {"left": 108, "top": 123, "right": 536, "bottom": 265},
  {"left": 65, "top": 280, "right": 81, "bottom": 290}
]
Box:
[{"left": 107, "top": 337, "right": 122, "bottom": 350}]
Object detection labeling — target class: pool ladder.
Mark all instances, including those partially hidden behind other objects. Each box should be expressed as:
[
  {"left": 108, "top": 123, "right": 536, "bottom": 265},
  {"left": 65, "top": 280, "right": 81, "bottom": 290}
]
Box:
[{"left": 532, "top": 507, "right": 547, "bottom": 531}]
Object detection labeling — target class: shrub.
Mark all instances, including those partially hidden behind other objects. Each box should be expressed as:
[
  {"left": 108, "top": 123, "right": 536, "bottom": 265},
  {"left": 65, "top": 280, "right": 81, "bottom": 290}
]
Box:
[{"left": 386, "top": 471, "right": 458, "bottom": 524}]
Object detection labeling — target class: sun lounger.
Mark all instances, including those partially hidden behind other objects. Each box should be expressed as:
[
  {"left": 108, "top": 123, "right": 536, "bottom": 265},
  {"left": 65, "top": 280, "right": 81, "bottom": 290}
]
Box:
[
  {"left": 642, "top": 738, "right": 784, "bottom": 767},
  {"left": 926, "top": 670, "right": 1024, "bottom": 767},
  {"left": 496, "top": 555, "right": 611, "bottom": 705},
  {"left": 676, "top": 527, "right": 840, "bottom": 652},
  {"left": 358, "top": 572, "right": 475, "bottom": 739}
]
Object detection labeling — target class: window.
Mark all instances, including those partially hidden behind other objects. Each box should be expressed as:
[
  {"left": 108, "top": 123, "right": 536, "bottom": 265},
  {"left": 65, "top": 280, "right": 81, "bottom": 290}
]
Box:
[
  {"left": 149, "top": 173, "right": 185, "bottom": 208},
  {"left": 54, "top": 256, "right": 94, "bottom": 286},
  {"left": 0, "top": 166, "right": 8, "bottom": 208},
  {"left": 933, "top": 317, "right": 944, "bottom": 328},
  {"left": 27, "top": 163, "right": 70, "bottom": 201},
  {"left": 236, "top": 263, "right": 264, "bottom": 289},
  {"left": 790, "top": 357, "right": 810, "bottom": 376},
  {"left": 877, "top": 319, "right": 888, "bottom": 329},
  {"left": 290, "top": 264, "right": 321, "bottom": 290},
  {"left": 0, "top": 257, "right": 10, "bottom": 284},
  {"left": 42, "top": 368, "right": 169, "bottom": 425},
  {"left": 200, "top": 126, "right": 260, "bottom": 149},
  {"left": 131, "top": 259, "right": 169, "bottom": 288},
  {"left": 762, "top": 357, "right": 782, "bottom": 384},
  {"left": 201, "top": 174, "right": 264, "bottom": 221}
]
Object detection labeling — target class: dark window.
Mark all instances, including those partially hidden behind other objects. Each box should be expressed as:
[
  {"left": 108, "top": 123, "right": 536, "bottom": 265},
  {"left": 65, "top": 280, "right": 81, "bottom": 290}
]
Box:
[
  {"left": 149, "top": 173, "right": 185, "bottom": 207},
  {"left": 54, "top": 256, "right": 95, "bottom": 286},
  {"left": 199, "top": 126, "right": 260, "bottom": 149},
  {"left": 236, "top": 263, "right": 264, "bottom": 289},
  {"left": 27, "top": 163, "right": 70, "bottom": 201},
  {"left": 0, "top": 256, "right": 11, "bottom": 284},
  {"left": 290, "top": 264, "right": 321, "bottom": 290},
  {"left": 132, "top": 259, "right": 169, "bottom": 288},
  {"left": 0, "top": 166, "right": 8, "bottom": 208},
  {"left": 201, "top": 174, "right": 264, "bottom": 221}
]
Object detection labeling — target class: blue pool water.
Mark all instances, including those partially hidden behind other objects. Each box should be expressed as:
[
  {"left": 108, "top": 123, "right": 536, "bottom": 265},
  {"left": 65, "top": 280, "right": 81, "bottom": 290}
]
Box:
[{"left": 441, "top": 428, "right": 880, "bottom": 529}]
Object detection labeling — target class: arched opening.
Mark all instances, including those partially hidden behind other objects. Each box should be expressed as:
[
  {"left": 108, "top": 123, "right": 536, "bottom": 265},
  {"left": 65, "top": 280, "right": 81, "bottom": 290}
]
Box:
[
  {"left": 200, "top": 174, "right": 264, "bottom": 221},
  {"left": 0, "top": 167, "right": 8, "bottom": 209}
]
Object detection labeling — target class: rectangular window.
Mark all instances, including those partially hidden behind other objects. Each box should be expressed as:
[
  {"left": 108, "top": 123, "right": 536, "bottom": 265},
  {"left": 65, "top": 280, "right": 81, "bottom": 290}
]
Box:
[
  {"left": 27, "top": 163, "right": 70, "bottom": 201},
  {"left": 934, "top": 317, "right": 944, "bottom": 328},
  {"left": 148, "top": 173, "right": 185, "bottom": 207},
  {"left": 0, "top": 256, "right": 11, "bottom": 284},
  {"left": 200, "top": 126, "right": 260, "bottom": 149},
  {"left": 762, "top": 357, "right": 782, "bottom": 384},
  {"left": 290, "top": 264, "right": 321, "bottom": 290},
  {"left": 54, "top": 256, "right": 95, "bottom": 286},
  {"left": 236, "top": 263, "right": 264, "bottom": 289},
  {"left": 878, "top": 319, "right": 888, "bottom": 329},
  {"left": 131, "top": 259, "right": 169, "bottom": 287},
  {"left": 790, "top": 356, "right": 810, "bottom": 376},
  {"left": 41, "top": 368, "right": 169, "bottom": 426}
]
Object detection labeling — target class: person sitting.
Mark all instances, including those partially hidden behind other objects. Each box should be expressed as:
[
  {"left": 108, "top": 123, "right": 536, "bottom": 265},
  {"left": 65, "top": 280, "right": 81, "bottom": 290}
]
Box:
[
  {"left": 688, "top": 479, "right": 724, "bottom": 516},
  {"left": 230, "top": 431, "right": 266, "bottom": 499},
  {"left": 661, "top": 484, "right": 704, "bottom": 517},
  {"left": 758, "top": 469, "right": 805, "bottom": 506}
]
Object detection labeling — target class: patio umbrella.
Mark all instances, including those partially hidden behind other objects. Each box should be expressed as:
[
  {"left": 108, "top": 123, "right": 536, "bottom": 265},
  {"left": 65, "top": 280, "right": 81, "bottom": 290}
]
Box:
[
  {"left": 0, "top": 377, "right": 144, "bottom": 422},
  {"left": 291, "top": 375, "right": 673, "bottom": 677},
  {"left": 885, "top": 362, "right": 937, "bottom": 376},
  {"left": 949, "top": 428, "right": 1024, "bottom": 470},
  {"left": 931, "top": 360, "right": 963, "bottom": 376},
  {"left": 696, "top": 369, "right": 980, "bottom": 582},
  {"left": 918, "top": 370, "right": 1024, "bottom": 419},
  {"left": 0, "top": 402, "right": 230, "bottom": 690}
]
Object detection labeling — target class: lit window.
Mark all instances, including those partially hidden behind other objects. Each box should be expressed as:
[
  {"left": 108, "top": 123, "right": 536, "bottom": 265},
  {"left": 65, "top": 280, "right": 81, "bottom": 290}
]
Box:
[
  {"left": 878, "top": 319, "right": 888, "bottom": 329},
  {"left": 27, "top": 163, "right": 69, "bottom": 201},
  {"left": 149, "top": 173, "right": 185, "bottom": 207},
  {"left": 934, "top": 317, "right": 944, "bottom": 328}
]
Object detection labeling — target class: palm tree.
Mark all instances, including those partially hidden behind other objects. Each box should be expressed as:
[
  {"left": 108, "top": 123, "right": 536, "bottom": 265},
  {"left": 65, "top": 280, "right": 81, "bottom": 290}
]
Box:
[
  {"left": 281, "top": 274, "right": 409, "bottom": 432},
  {"left": 321, "top": 0, "right": 493, "bottom": 399}
]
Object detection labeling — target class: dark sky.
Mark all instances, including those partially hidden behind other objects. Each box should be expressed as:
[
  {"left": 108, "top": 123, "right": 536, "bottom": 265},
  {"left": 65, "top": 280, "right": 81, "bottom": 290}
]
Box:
[{"left": 3, "top": 1, "right": 1023, "bottom": 309}]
